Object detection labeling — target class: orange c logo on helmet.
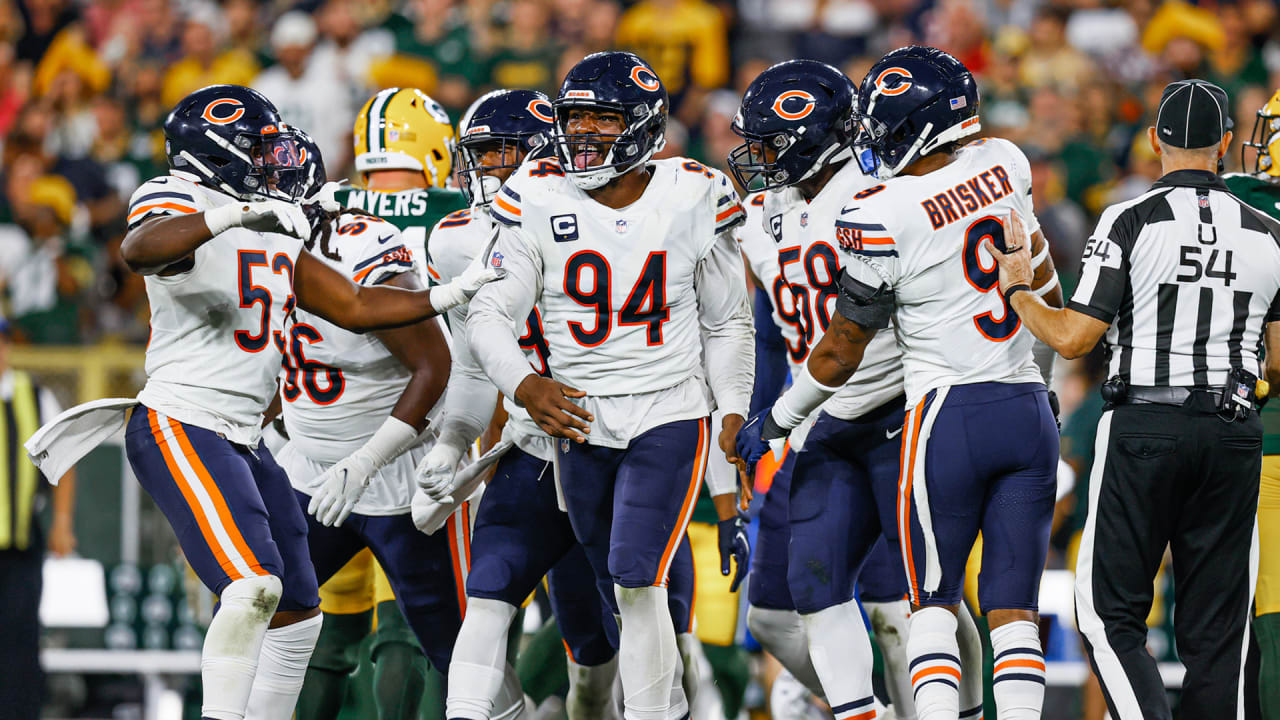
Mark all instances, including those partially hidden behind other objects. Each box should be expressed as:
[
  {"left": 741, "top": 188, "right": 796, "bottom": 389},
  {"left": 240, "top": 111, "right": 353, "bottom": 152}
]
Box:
[
  {"left": 630, "top": 66, "right": 661, "bottom": 92},
  {"left": 202, "top": 98, "right": 245, "bottom": 125},
  {"left": 527, "top": 99, "right": 554, "bottom": 123},
  {"left": 772, "top": 90, "right": 816, "bottom": 121},
  {"left": 875, "top": 67, "right": 913, "bottom": 97}
]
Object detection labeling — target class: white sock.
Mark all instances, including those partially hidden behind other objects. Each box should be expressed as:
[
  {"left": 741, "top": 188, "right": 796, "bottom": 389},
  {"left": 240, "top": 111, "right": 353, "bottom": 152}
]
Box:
[
  {"left": 491, "top": 662, "right": 533, "bottom": 720},
  {"left": 908, "top": 607, "right": 961, "bottom": 720},
  {"left": 244, "top": 613, "right": 322, "bottom": 720},
  {"left": 955, "top": 605, "right": 984, "bottom": 719},
  {"left": 865, "top": 599, "right": 916, "bottom": 720},
  {"left": 676, "top": 632, "right": 700, "bottom": 714},
  {"left": 446, "top": 597, "right": 519, "bottom": 720},
  {"left": 989, "top": 621, "right": 1044, "bottom": 720},
  {"left": 566, "top": 656, "right": 619, "bottom": 720},
  {"left": 201, "top": 576, "right": 282, "bottom": 720},
  {"left": 746, "top": 605, "right": 825, "bottom": 697},
  {"left": 801, "top": 600, "right": 877, "bottom": 720},
  {"left": 615, "top": 585, "right": 680, "bottom": 720}
]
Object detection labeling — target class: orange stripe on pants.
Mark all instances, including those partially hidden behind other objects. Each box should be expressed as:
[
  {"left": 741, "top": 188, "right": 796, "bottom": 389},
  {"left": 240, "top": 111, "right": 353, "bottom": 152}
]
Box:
[
  {"left": 168, "top": 418, "right": 266, "bottom": 577},
  {"left": 655, "top": 417, "right": 709, "bottom": 586},
  {"left": 900, "top": 398, "right": 927, "bottom": 604},
  {"left": 447, "top": 503, "right": 470, "bottom": 620},
  {"left": 146, "top": 409, "right": 241, "bottom": 581}
]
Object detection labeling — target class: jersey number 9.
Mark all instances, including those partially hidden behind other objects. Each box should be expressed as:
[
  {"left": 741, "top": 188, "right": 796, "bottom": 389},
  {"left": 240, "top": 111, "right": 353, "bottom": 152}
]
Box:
[{"left": 962, "top": 217, "right": 1021, "bottom": 342}]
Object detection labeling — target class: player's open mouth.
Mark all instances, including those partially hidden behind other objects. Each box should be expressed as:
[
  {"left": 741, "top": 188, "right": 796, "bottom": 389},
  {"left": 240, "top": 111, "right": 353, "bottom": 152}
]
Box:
[{"left": 573, "top": 145, "right": 603, "bottom": 170}]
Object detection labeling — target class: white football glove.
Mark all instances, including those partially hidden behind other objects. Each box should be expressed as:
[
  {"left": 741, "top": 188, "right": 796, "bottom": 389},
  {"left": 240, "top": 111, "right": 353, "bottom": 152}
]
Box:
[
  {"left": 204, "top": 199, "right": 311, "bottom": 240},
  {"left": 307, "top": 417, "right": 420, "bottom": 527},
  {"left": 306, "top": 180, "right": 345, "bottom": 214},
  {"left": 428, "top": 229, "right": 506, "bottom": 312},
  {"left": 410, "top": 489, "right": 436, "bottom": 534},
  {"left": 308, "top": 450, "right": 378, "bottom": 527},
  {"left": 415, "top": 442, "right": 466, "bottom": 502}
]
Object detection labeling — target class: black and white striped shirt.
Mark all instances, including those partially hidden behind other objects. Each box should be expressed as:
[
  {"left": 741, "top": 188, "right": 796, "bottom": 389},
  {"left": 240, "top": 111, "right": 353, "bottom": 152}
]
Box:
[{"left": 1069, "top": 170, "right": 1280, "bottom": 387}]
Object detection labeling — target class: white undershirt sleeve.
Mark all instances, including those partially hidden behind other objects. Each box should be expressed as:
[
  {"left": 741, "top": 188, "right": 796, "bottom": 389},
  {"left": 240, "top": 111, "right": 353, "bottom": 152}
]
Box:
[
  {"left": 697, "top": 231, "right": 756, "bottom": 420},
  {"left": 466, "top": 226, "right": 543, "bottom": 403}
]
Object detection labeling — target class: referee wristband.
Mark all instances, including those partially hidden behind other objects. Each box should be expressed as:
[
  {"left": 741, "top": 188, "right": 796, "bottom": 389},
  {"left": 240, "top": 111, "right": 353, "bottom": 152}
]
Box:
[{"left": 1003, "top": 283, "right": 1032, "bottom": 303}]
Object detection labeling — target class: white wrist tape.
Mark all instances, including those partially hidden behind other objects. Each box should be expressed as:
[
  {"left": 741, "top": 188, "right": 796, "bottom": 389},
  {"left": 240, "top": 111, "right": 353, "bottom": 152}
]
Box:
[
  {"left": 428, "top": 283, "right": 468, "bottom": 314},
  {"left": 359, "top": 416, "right": 420, "bottom": 469},
  {"left": 204, "top": 203, "right": 246, "bottom": 236},
  {"left": 771, "top": 370, "right": 842, "bottom": 431}
]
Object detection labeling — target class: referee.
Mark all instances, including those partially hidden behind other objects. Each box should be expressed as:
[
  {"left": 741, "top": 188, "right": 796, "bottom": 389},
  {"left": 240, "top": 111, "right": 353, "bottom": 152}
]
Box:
[{"left": 988, "top": 79, "right": 1280, "bottom": 720}]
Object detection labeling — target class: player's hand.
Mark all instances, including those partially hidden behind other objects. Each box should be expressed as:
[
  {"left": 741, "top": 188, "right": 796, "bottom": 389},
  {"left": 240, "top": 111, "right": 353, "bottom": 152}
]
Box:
[
  {"left": 719, "top": 413, "right": 752, "bottom": 507},
  {"left": 308, "top": 451, "right": 378, "bottom": 527},
  {"left": 429, "top": 230, "right": 507, "bottom": 312},
  {"left": 205, "top": 199, "right": 311, "bottom": 239},
  {"left": 514, "top": 374, "right": 593, "bottom": 443},
  {"left": 416, "top": 442, "right": 465, "bottom": 502},
  {"left": 735, "top": 407, "right": 787, "bottom": 479},
  {"left": 410, "top": 489, "right": 437, "bottom": 534},
  {"left": 717, "top": 513, "right": 751, "bottom": 592},
  {"left": 983, "top": 209, "right": 1034, "bottom": 294}
]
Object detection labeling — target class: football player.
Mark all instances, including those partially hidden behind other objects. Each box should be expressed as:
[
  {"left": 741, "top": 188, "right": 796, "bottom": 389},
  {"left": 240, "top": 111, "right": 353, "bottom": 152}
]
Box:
[
  {"left": 730, "top": 60, "right": 984, "bottom": 720},
  {"left": 466, "top": 52, "right": 755, "bottom": 720},
  {"left": 342, "top": 87, "right": 470, "bottom": 281},
  {"left": 738, "top": 47, "right": 1061, "bottom": 720},
  {"left": 417, "top": 88, "right": 703, "bottom": 720},
  {"left": 292, "top": 86, "right": 473, "bottom": 720},
  {"left": 415, "top": 87, "right": 610, "bottom": 720},
  {"left": 271, "top": 131, "right": 500, "bottom": 720},
  {"left": 105, "top": 85, "right": 494, "bottom": 720},
  {"left": 1229, "top": 88, "right": 1280, "bottom": 719}
]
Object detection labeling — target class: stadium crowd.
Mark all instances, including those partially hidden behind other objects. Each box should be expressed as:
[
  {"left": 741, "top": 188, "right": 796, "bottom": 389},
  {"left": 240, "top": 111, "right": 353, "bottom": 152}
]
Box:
[{"left": 3, "top": 0, "right": 1280, "bottom": 718}]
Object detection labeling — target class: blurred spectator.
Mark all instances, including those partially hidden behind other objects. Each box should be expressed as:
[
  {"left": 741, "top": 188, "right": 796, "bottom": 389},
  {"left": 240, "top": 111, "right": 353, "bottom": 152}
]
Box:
[
  {"left": 615, "top": 0, "right": 729, "bottom": 116},
  {"left": 160, "top": 4, "right": 259, "bottom": 110},
  {"left": 484, "top": 0, "right": 563, "bottom": 95},
  {"left": 1, "top": 174, "right": 94, "bottom": 344},
  {"left": 14, "top": 0, "right": 76, "bottom": 64},
  {"left": 1019, "top": 7, "right": 1094, "bottom": 92},
  {"left": 253, "top": 11, "right": 353, "bottom": 170},
  {"left": 309, "top": 0, "right": 394, "bottom": 119},
  {"left": 925, "top": 0, "right": 990, "bottom": 76},
  {"left": 384, "top": 0, "right": 481, "bottom": 112}
]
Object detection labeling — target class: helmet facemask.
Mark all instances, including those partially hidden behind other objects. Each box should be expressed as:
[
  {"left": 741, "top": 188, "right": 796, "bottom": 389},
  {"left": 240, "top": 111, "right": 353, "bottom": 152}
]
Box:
[
  {"left": 456, "top": 134, "right": 531, "bottom": 207},
  {"left": 1244, "top": 106, "right": 1280, "bottom": 180},
  {"left": 554, "top": 100, "right": 666, "bottom": 191},
  {"left": 179, "top": 127, "right": 306, "bottom": 201}
]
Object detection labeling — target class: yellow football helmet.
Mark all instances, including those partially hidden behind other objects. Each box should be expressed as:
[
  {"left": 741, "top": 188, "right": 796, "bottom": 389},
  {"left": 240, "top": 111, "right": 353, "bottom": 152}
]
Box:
[
  {"left": 1245, "top": 89, "right": 1280, "bottom": 179},
  {"left": 353, "top": 88, "right": 456, "bottom": 187}
]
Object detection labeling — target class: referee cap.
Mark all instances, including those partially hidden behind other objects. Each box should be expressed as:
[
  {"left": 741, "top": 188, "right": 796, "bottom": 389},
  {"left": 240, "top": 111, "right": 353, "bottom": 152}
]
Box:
[{"left": 1155, "top": 79, "right": 1231, "bottom": 149}]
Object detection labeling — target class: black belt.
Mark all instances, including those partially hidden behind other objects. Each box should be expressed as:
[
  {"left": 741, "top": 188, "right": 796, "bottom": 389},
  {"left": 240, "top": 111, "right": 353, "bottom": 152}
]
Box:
[{"left": 1123, "top": 386, "right": 1221, "bottom": 407}]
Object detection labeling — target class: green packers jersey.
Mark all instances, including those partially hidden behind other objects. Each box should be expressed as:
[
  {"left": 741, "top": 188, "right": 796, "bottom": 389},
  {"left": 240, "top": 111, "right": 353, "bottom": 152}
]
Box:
[
  {"left": 1225, "top": 173, "right": 1280, "bottom": 454},
  {"left": 333, "top": 185, "right": 468, "bottom": 282}
]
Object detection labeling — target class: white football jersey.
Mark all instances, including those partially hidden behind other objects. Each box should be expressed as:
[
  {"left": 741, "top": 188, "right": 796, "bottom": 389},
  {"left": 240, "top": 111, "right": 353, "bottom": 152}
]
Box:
[
  {"left": 279, "top": 210, "right": 440, "bottom": 514},
  {"left": 476, "top": 156, "right": 753, "bottom": 448},
  {"left": 756, "top": 162, "right": 905, "bottom": 420},
  {"left": 127, "top": 173, "right": 302, "bottom": 445},
  {"left": 838, "top": 138, "right": 1044, "bottom": 405},
  {"left": 428, "top": 206, "right": 553, "bottom": 460}
]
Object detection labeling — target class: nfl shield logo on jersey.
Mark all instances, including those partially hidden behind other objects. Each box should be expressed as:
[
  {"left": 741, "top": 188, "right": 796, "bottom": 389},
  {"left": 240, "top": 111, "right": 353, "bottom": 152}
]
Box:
[
  {"left": 616, "top": 219, "right": 628, "bottom": 234},
  {"left": 800, "top": 212, "right": 808, "bottom": 227},
  {"left": 491, "top": 251, "right": 504, "bottom": 268},
  {"left": 561, "top": 439, "right": 570, "bottom": 454}
]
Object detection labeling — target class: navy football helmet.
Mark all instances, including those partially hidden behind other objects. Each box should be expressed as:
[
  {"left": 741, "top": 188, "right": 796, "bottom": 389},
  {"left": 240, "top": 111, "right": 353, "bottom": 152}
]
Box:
[
  {"left": 164, "top": 84, "right": 305, "bottom": 201},
  {"left": 292, "top": 128, "right": 328, "bottom": 200},
  {"left": 553, "top": 51, "right": 668, "bottom": 190},
  {"left": 729, "top": 60, "right": 858, "bottom": 191},
  {"left": 856, "top": 46, "right": 980, "bottom": 179},
  {"left": 457, "top": 89, "right": 555, "bottom": 206}
]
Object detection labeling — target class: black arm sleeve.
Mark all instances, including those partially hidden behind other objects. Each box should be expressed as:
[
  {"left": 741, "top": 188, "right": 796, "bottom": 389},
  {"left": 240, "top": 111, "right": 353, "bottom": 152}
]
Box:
[{"left": 834, "top": 267, "right": 895, "bottom": 329}]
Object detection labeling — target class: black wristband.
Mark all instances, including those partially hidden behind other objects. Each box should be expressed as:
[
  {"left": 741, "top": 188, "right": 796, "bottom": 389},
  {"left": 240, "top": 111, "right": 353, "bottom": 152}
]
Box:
[{"left": 1003, "top": 283, "right": 1031, "bottom": 303}]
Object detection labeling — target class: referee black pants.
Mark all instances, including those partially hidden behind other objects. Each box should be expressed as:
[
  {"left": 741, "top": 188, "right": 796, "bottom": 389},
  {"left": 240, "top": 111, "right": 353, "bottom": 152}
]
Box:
[
  {"left": 0, "top": 524, "right": 44, "bottom": 720},
  {"left": 1076, "top": 401, "right": 1260, "bottom": 720}
]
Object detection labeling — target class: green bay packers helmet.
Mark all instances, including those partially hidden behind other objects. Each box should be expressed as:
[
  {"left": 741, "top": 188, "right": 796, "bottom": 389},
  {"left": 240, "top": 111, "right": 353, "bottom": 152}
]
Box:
[
  {"left": 353, "top": 88, "right": 456, "bottom": 187},
  {"left": 1245, "top": 89, "right": 1280, "bottom": 180}
]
